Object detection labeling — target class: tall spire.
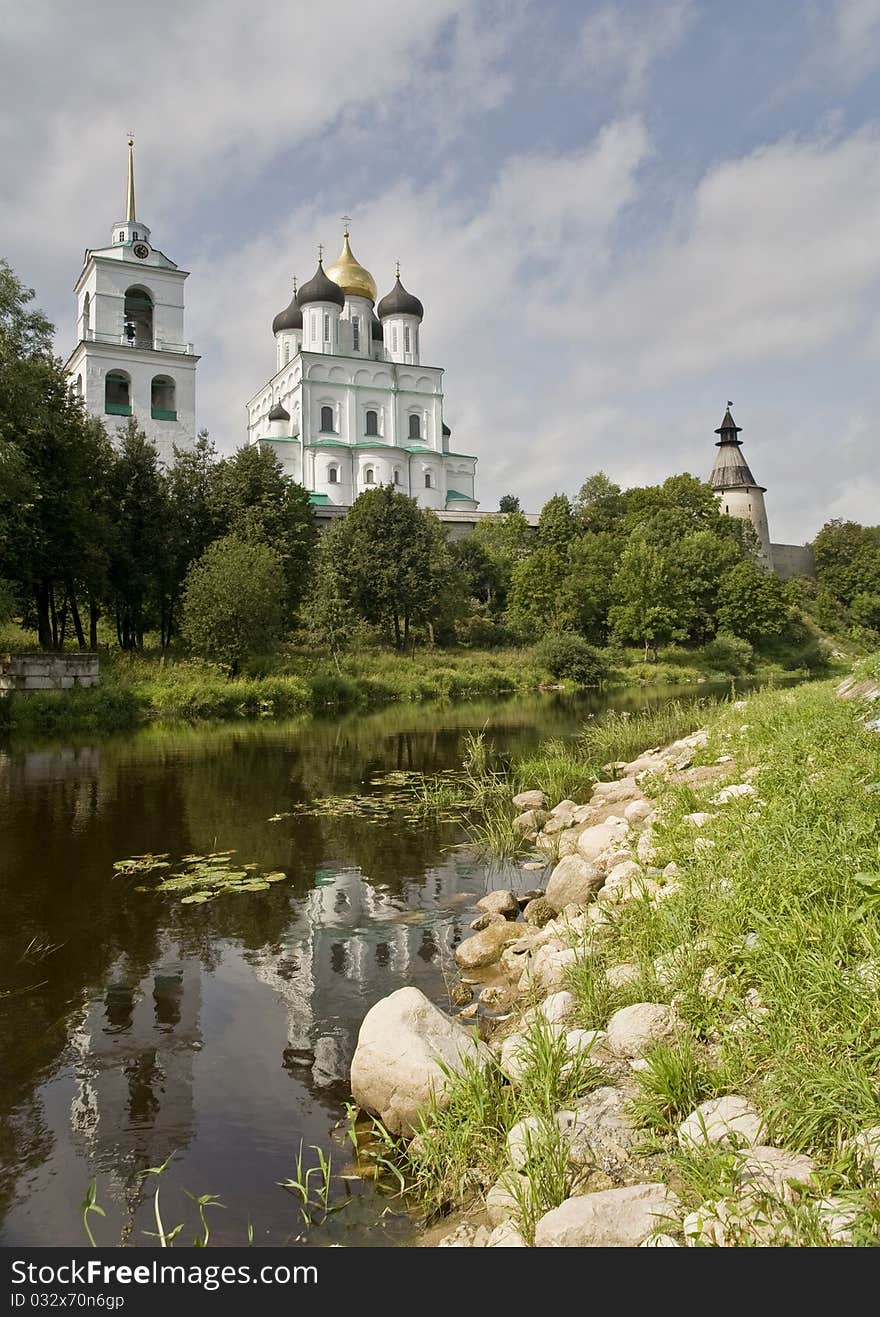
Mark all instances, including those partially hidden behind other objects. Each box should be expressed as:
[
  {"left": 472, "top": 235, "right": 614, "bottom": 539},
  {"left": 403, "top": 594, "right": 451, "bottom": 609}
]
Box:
[
  {"left": 125, "top": 138, "right": 136, "bottom": 223},
  {"left": 710, "top": 404, "right": 763, "bottom": 491}
]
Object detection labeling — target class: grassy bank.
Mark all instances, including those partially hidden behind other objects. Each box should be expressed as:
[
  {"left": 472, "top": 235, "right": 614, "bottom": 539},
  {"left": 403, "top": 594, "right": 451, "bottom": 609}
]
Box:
[{"left": 396, "top": 657, "right": 880, "bottom": 1245}]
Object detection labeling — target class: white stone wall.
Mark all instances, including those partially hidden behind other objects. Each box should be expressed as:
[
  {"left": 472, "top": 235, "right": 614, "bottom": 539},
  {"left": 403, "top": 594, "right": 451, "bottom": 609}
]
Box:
[{"left": 716, "top": 486, "right": 772, "bottom": 566}]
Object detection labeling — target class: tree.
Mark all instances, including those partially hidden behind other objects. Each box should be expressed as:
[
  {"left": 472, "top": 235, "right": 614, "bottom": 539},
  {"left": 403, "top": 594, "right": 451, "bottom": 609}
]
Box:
[
  {"left": 573, "top": 472, "right": 624, "bottom": 533},
  {"left": 470, "top": 510, "right": 534, "bottom": 613},
  {"left": 813, "top": 519, "right": 880, "bottom": 607},
  {"left": 210, "top": 444, "right": 316, "bottom": 618},
  {"left": 334, "top": 486, "right": 448, "bottom": 649},
  {"left": 675, "top": 529, "right": 741, "bottom": 642},
  {"left": 105, "top": 419, "right": 169, "bottom": 650},
  {"left": 608, "top": 536, "right": 689, "bottom": 660},
  {"left": 303, "top": 525, "right": 357, "bottom": 672},
  {"left": 716, "top": 560, "right": 789, "bottom": 643},
  {"left": 498, "top": 493, "right": 520, "bottom": 513},
  {"left": 565, "top": 531, "right": 623, "bottom": 641},
  {"left": 181, "top": 534, "right": 285, "bottom": 674},
  {"left": 537, "top": 493, "right": 576, "bottom": 552},
  {"left": 507, "top": 546, "right": 574, "bottom": 636},
  {"left": 160, "top": 431, "right": 219, "bottom": 646}
]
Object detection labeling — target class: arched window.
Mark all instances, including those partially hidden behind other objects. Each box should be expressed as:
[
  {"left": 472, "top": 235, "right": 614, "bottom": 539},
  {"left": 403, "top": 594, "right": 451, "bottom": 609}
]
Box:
[
  {"left": 75, "top": 374, "right": 83, "bottom": 397},
  {"left": 151, "top": 376, "right": 176, "bottom": 420},
  {"left": 424, "top": 472, "right": 432, "bottom": 489},
  {"left": 82, "top": 292, "right": 90, "bottom": 338},
  {"left": 393, "top": 468, "right": 401, "bottom": 485},
  {"left": 320, "top": 405, "right": 334, "bottom": 432},
  {"left": 404, "top": 325, "right": 411, "bottom": 353},
  {"left": 365, "top": 467, "right": 375, "bottom": 485},
  {"left": 328, "top": 466, "right": 339, "bottom": 484},
  {"left": 408, "top": 414, "right": 421, "bottom": 440},
  {"left": 352, "top": 317, "right": 360, "bottom": 351},
  {"left": 124, "top": 286, "right": 153, "bottom": 347},
  {"left": 323, "top": 313, "right": 330, "bottom": 343},
  {"left": 391, "top": 326, "right": 398, "bottom": 353},
  {"left": 365, "top": 409, "right": 378, "bottom": 436},
  {"left": 105, "top": 371, "right": 131, "bottom": 416},
  {"left": 118, "top": 232, "right": 124, "bottom": 243},
  {"left": 284, "top": 342, "right": 290, "bottom": 365}
]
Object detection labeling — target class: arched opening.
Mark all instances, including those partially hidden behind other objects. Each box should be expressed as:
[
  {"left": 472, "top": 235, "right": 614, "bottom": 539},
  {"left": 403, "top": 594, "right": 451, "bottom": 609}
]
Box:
[
  {"left": 328, "top": 466, "right": 339, "bottom": 485},
  {"left": 105, "top": 371, "right": 131, "bottom": 416},
  {"left": 124, "top": 286, "right": 153, "bottom": 348},
  {"left": 365, "top": 409, "right": 378, "bottom": 436},
  {"left": 365, "top": 467, "right": 375, "bottom": 485},
  {"left": 408, "top": 414, "right": 421, "bottom": 440},
  {"left": 75, "top": 374, "right": 83, "bottom": 398},
  {"left": 82, "top": 292, "right": 90, "bottom": 339},
  {"left": 424, "top": 472, "right": 432, "bottom": 489},
  {"left": 352, "top": 317, "right": 360, "bottom": 352},
  {"left": 393, "top": 468, "right": 401, "bottom": 486},
  {"left": 151, "top": 375, "right": 177, "bottom": 420},
  {"left": 320, "top": 405, "right": 334, "bottom": 433}
]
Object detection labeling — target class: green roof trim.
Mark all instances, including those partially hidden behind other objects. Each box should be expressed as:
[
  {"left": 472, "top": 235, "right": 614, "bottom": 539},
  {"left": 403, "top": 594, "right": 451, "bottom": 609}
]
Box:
[
  {"left": 306, "top": 438, "right": 349, "bottom": 448},
  {"left": 308, "top": 492, "right": 331, "bottom": 505},
  {"left": 262, "top": 434, "right": 300, "bottom": 443},
  {"left": 445, "top": 450, "right": 478, "bottom": 460},
  {"left": 445, "top": 489, "right": 474, "bottom": 502}
]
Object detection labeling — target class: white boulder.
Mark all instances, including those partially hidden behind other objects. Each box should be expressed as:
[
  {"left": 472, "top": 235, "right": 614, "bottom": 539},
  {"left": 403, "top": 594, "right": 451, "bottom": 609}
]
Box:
[
  {"left": 535, "top": 1183, "right": 678, "bottom": 1247},
  {"left": 677, "top": 1095, "right": 765, "bottom": 1151},
  {"left": 605, "top": 1003, "right": 683, "bottom": 1058},
  {"left": 545, "top": 854, "right": 604, "bottom": 911}
]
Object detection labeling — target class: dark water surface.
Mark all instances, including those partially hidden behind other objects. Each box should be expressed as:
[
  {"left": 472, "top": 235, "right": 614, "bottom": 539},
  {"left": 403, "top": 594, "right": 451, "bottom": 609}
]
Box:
[{"left": 0, "top": 684, "right": 732, "bottom": 1248}]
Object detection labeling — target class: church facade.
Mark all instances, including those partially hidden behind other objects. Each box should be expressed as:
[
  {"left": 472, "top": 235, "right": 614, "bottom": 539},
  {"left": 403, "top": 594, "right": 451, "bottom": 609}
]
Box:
[
  {"left": 64, "top": 142, "right": 199, "bottom": 464},
  {"left": 246, "top": 228, "right": 478, "bottom": 512}
]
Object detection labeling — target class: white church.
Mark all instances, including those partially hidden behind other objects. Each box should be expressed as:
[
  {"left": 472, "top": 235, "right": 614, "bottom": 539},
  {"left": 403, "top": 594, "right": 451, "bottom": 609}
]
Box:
[
  {"left": 64, "top": 141, "right": 199, "bottom": 464},
  {"left": 246, "top": 227, "right": 479, "bottom": 512}
]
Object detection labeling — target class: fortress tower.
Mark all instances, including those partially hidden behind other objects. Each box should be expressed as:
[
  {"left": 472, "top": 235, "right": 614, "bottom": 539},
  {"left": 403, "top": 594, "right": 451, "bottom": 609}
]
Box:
[{"left": 710, "top": 405, "right": 772, "bottom": 568}]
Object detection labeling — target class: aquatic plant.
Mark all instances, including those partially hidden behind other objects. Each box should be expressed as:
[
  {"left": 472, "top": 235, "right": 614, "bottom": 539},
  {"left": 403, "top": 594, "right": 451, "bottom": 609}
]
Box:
[{"left": 114, "top": 850, "right": 289, "bottom": 904}]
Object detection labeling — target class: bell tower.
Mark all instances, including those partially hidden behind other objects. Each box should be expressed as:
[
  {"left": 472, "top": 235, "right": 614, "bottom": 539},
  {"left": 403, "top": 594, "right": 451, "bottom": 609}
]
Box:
[{"left": 64, "top": 140, "right": 199, "bottom": 464}]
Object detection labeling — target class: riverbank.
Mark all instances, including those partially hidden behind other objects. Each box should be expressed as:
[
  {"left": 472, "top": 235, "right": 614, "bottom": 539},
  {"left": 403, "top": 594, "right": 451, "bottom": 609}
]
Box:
[
  {"left": 348, "top": 656, "right": 880, "bottom": 1246},
  {"left": 0, "top": 631, "right": 839, "bottom": 742}
]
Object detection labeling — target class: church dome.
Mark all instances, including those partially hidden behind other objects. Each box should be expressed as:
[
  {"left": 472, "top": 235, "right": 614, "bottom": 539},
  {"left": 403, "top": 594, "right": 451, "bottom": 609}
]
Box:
[
  {"left": 297, "top": 259, "right": 345, "bottom": 308},
  {"left": 272, "top": 283, "right": 302, "bottom": 334},
  {"left": 268, "top": 401, "right": 290, "bottom": 422},
  {"left": 377, "top": 274, "right": 423, "bottom": 321},
  {"left": 325, "top": 231, "right": 377, "bottom": 303},
  {"left": 371, "top": 312, "right": 383, "bottom": 341}
]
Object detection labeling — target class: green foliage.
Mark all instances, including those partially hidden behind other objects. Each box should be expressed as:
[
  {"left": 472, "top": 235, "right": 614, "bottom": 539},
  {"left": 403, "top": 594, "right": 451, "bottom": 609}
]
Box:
[
  {"left": 537, "top": 493, "right": 576, "bottom": 552},
  {"left": 716, "top": 560, "right": 790, "bottom": 643},
  {"left": 701, "top": 630, "right": 754, "bottom": 675},
  {"left": 535, "top": 632, "right": 608, "bottom": 685},
  {"left": 608, "top": 536, "right": 689, "bottom": 658},
  {"left": 507, "top": 547, "right": 572, "bottom": 635},
  {"left": 813, "top": 519, "right": 880, "bottom": 607},
  {"left": 181, "top": 535, "right": 285, "bottom": 674},
  {"left": 498, "top": 493, "right": 521, "bottom": 513}
]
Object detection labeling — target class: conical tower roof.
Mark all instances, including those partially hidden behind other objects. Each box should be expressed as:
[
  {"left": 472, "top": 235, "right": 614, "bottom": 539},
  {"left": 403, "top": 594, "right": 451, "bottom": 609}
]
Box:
[{"left": 709, "top": 405, "right": 764, "bottom": 492}]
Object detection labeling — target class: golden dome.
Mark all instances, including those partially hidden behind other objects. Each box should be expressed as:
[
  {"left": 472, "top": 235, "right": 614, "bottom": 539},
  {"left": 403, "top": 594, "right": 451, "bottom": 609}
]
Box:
[{"left": 325, "top": 231, "right": 377, "bottom": 303}]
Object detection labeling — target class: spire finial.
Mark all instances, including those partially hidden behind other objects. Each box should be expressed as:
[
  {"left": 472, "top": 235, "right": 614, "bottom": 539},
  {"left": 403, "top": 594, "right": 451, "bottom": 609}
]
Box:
[
  {"left": 125, "top": 135, "right": 136, "bottom": 223},
  {"left": 395, "top": 260, "right": 400, "bottom": 279},
  {"left": 317, "top": 243, "right": 324, "bottom": 262},
  {"left": 341, "top": 214, "right": 352, "bottom": 237},
  {"left": 292, "top": 275, "right": 297, "bottom": 294}
]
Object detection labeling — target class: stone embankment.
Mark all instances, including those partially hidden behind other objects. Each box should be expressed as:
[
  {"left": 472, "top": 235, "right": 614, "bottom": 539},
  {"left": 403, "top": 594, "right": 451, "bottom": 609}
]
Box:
[
  {"left": 349, "top": 703, "right": 879, "bottom": 1247},
  {"left": 0, "top": 652, "right": 100, "bottom": 693}
]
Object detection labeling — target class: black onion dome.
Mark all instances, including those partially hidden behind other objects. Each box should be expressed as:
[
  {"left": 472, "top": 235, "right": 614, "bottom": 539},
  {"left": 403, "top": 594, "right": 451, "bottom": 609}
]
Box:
[
  {"left": 297, "top": 260, "right": 345, "bottom": 308},
  {"left": 268, "top": 401, "right": 290, "bottom": 422},
  {"left": 371, "top": 312, "right": 383, "bottom": 341},
  {"left": 272, "top": 290, "right": 302, "bottom": 334},
  {"left": 377, "top": 275, "right": 424, "bottom": 320}
]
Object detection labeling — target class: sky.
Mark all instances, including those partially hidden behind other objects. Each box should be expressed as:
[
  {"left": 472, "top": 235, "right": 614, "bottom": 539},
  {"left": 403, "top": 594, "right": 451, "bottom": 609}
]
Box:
[{"left": 4, "top": 0, "right": 880, "bottom": 544}]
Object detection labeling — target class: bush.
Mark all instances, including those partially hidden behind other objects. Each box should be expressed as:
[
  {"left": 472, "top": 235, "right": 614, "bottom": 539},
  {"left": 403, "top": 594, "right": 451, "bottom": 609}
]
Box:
[
  {"left": 701, "top": 631, "right": 754, "bottom": 675},
  {"left": 535, "top": 633, "right": 608, "bottom": 686},
  {"left": 180, "top": 534, "right": 285, "bottom": 675}
]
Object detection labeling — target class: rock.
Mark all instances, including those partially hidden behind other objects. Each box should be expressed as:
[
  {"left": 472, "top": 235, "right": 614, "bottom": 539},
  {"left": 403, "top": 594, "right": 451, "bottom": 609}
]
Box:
[
  {"left": 512, "top": 789, "right": 549, "bottom": 812},
  {"left": 636, "top": 829, "right": 658, "bottom": 863},
  {"left": 699, "top": 965, "right": 726, "bottom": 1000},
  {"left": 478, "top": 984, "right": 511, "bottom": 1009},
  {"left": 545, "top": 854, "right": 605, "bottom": 912},
  {"left": 852, "top": 1124, "right": 880, "bottom": 1174},
  {"left": 663, "top": 861, "right": 680, "bottom": 879},
  {"left": 624, "top": 799, "right": 653, "bottom": 825},
  {"left": 734, "top": 1146, "right": 815, "bottom": 1201},
  {"left": 350, "top": 986, "right": 490, "bottom": 1134},
  {"left": 577, "top": 819, "right": 629, "bottom": 864},
  {"left": 591, "top": 776, "right": 639, "bottom": 804},
  {"left": 523, "top": 946, "right": 580, "bottom": 993},
  {"left": 458, "top": 1003, "right": 479, "bottom": 1020},
  {"left": 438, "top": 1222, "right": 491, "bottom": 1247},
  {"left": 522, "top": 861, "right": 546, "bottom": 872},
  {"left": 558, "top": 1086, "right": 637, "bottom": 1175},
  {"left": 486, "top": 1173, "right": 530, "bottom": 1225},
  {"left": 535, "top": 1183, "right": 679, "bottom": 1247},
  {"left": 606, "top": 1003, "right": 683, "bottom": 1058},
  {"left": 555, "top": 828, "right": 582, "bottom": 858},
  {"left": 606, "top": 961, "right": 641, "bottom": 989},
  {"left": 542, "top": 813, "right": 578, "bottom": 837},
  {"left": 551, "top": 799, "right": 578, "bottom": 817},
  {"left": 598, "top": 860, "right": 644, "bottom": 905},
  {"left": 486, "top": 1221, "right": 527, "bottom": 1247},
  {"left": 312, "top": 1035, "right": 346, "bottom": 1087},
  {"left": 564, "top": 1028, "right": 607, "bottom": 1061},
  {"left": 499, "top": 1031, "right": 535, "bottom": 1085},
  {"left": 513, "top": 808, "right": 550, "bottom": 836},
  {"left": 712, "top": 783, "right": 757, "bottom": 804},
  {"left": 523, "top": 896, "right": 556, "bottom": 926},
  {"left": 683, "top": 1199, "right": 733, "bottom": 1247},
  {"left": 507, "top": 1116, "right": 549, "bottom": 1170},
  {"left": 677, "top": 1095, "right": 765, "bottom": 1151},
  {"left": 475, "top": 889, "right": 520, "bottom": 919},
  {"left": 455, "top": 920, "right": 523, "bottom": 970},
  {"left": 449, "top": 980, "right": 473, "bottom": 1007},
  {"left": 684, "top": 811, "right": 714, "bottom": 827},
  {"left": 540, "top": 990, "right": 577, "bottom": 1024}
]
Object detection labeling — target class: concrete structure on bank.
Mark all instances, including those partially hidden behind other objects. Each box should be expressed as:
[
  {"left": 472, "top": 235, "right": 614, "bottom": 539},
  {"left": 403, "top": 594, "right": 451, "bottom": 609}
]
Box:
[
  {"left": 0, "top": 653, "right": 99, "bottom": 693},
  {"left": 64, "top": 141, "right": 199, "bottom": 463},
  {"left": 248, "top": 225, "right": 478, "bottom": 513},
  {"left": 709, "top": 405, "right": 813, "bottom": 579}
]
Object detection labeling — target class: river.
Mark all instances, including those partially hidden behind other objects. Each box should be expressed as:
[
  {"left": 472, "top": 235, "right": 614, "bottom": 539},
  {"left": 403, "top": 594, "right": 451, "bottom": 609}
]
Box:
[{"left": 0, "top": 682, "right": 736, "bottom": 1247}]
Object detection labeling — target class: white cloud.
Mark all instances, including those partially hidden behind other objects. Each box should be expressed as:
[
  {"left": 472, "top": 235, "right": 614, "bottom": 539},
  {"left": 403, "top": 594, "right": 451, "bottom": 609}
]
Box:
[
  {"left": 567, "top": 0, "right": 695, "bottom": 102},
  {"left": 827, "top": 0, "right": 880, "bottom": 82}
]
